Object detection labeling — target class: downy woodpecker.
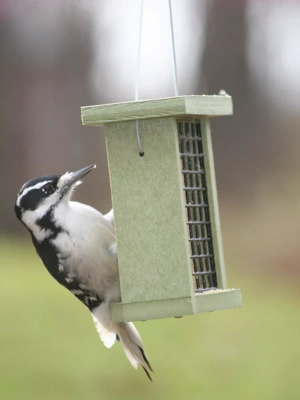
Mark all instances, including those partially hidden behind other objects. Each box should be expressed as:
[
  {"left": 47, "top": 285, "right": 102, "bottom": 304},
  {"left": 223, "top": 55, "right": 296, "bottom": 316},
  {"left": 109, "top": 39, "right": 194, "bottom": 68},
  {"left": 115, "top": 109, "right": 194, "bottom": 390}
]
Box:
[{"left": 14, "top": 165, "right": 152, "bottom": 380}]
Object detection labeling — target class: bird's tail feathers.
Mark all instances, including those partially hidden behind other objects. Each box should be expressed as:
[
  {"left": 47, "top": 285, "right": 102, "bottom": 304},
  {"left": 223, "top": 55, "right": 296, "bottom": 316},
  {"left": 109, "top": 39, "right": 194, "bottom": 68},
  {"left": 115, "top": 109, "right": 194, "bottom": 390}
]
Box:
[
  {"left": 116, "top": 322, "right": 153, "bottom": 381},
  {"left": 92, "top": 305, "right": 152, "bottom": 380}
]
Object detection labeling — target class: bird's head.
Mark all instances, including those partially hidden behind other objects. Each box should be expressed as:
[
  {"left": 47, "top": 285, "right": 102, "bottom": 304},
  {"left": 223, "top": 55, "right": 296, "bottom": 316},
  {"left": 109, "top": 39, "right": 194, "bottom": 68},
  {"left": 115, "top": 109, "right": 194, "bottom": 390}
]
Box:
[{"left": 15, "top": 164, "right": 96, "bottom": 230}]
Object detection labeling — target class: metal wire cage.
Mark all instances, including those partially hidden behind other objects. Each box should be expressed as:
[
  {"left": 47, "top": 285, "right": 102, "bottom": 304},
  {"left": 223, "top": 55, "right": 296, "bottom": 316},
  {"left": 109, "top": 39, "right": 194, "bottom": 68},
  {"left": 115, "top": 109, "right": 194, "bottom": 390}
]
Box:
[
  {"left": 81, "top": 95, "right": 242, "bottom": 322},
  {"left": 178, "top": 120, "right": 218, "bottom": 293}
]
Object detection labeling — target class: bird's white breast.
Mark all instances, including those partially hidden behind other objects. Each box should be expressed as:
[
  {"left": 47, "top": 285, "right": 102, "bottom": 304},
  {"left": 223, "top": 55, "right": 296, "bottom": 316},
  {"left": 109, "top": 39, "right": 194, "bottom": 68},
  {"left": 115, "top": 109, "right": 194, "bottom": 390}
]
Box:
[{"left": 51, "top": 201, "right": 120, "bottom": 302}]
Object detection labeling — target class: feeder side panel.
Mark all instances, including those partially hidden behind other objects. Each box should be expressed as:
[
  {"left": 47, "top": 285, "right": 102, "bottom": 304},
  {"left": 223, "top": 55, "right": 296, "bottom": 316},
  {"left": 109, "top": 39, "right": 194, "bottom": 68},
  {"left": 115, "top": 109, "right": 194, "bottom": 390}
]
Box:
[
  {"left": 201, "top": 118, "right": 227, "bottom": 289},
  {"left": 105, "top": 117, "right": 193, "bottom": 304}
]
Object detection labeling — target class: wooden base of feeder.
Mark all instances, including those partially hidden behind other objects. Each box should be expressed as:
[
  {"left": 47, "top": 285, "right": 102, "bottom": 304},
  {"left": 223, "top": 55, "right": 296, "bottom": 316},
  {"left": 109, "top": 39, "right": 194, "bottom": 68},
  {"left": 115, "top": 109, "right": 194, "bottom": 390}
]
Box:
[{"left": 110, "top": 288, "right": 242, "bottom": 323}]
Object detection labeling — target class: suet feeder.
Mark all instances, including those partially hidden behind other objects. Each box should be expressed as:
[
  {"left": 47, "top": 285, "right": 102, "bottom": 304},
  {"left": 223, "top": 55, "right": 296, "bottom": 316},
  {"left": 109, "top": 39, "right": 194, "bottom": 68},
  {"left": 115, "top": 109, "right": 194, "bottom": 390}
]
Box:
[{"left": 81, "top": 95, "right": 242, "bottom": 323}]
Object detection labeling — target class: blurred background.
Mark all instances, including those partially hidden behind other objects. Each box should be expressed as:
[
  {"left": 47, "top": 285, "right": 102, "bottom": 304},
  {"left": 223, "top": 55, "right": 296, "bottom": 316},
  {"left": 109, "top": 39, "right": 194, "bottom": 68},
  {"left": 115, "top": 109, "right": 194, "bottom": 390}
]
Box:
[{"left": 1, "top": 0, "right": 299, "bottom": 399}]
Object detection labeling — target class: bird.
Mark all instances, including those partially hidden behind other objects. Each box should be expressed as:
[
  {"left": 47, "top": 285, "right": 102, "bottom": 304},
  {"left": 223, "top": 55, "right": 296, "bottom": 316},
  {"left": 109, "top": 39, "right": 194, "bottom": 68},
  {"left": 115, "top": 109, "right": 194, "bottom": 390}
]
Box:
[{"left": 14, "top": 164, "right": 152, "bottom": 380}]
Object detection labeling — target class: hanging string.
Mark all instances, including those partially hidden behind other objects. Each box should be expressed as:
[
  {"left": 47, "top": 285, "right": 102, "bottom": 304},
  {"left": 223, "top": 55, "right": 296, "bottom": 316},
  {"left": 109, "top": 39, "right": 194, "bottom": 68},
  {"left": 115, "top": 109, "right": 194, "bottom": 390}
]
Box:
[
  {"left": 168, "top": 0, "right": 179, "bottom": 96},
  {"left": 135, "top": 0, "right": 179, "bottom": 156},
  {"left": 135, "top": 0, "right": 145, "bottom": 157}
]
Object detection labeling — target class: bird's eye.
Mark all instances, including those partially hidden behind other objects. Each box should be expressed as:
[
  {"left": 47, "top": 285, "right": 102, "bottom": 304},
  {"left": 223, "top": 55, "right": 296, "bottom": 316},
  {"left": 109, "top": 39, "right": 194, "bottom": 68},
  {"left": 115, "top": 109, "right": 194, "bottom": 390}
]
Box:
[{"left": 42, "top": 183, "right": 55, "bottom": 195}]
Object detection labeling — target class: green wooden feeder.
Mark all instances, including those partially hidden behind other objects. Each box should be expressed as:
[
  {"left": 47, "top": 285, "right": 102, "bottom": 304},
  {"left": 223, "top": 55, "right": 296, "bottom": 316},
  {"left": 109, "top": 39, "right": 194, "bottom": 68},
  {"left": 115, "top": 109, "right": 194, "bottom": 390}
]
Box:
[{"left": 81, "top": 95, "right": 242, "bottom": 323}]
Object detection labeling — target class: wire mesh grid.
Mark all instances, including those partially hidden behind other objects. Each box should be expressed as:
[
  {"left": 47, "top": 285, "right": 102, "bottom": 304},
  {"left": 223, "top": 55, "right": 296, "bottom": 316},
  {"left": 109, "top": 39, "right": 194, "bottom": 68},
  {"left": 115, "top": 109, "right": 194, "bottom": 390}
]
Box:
[{"left": 178, "top": 120, "right": 218, "bottom": 292}]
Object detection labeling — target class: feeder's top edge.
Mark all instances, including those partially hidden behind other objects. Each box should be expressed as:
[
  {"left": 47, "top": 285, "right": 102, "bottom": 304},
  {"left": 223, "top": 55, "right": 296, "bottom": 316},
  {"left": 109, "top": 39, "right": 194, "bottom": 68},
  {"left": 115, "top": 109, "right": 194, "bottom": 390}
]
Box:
[{"left": 81, "top": 94, "right": 233, "bottom": 126}]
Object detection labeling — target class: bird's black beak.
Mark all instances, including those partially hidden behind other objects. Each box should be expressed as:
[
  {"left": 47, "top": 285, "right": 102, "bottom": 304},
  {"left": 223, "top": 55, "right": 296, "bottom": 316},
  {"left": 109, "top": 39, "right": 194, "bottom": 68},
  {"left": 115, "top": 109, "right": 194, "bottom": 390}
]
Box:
[
  {"left": 58, "top": 164, "right": 96, "bottom": 193},
  {"left": 68, "top": 165, "right": 96, "bottom": 186}
]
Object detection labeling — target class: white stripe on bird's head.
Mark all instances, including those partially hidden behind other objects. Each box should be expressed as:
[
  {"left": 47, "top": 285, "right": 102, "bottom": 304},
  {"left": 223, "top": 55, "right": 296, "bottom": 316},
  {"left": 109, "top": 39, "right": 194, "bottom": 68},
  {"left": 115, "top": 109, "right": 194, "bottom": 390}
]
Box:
[{"left": 16, "top": 180, "right": 53, "bottom": 207}]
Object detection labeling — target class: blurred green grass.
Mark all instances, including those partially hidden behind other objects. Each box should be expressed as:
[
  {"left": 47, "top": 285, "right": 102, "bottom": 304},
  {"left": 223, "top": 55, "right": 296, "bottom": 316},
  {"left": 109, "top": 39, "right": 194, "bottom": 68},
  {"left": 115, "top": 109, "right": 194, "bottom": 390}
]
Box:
[{"left": 1, "top": 237, "right": 299, "bottom": 400}]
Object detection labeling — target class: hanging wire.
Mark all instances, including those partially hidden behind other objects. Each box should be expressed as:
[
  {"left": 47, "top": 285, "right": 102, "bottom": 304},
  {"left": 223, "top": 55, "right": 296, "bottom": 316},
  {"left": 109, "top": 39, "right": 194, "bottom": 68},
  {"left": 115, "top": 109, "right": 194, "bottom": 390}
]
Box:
[
  {"left": 135, "top": 0, "right": 145, "bottom": 157},
  {"left": 135, "top": 0, "right": 179, "bottom": 156},
  {"left": 168, "top": 0, "right": 179, "bottom": 96}
]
